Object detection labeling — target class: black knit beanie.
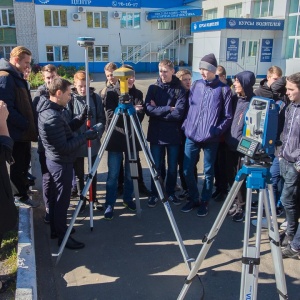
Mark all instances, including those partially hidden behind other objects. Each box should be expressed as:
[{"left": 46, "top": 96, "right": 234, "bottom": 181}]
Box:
[{"left": 199, "top": 53, "right": 217, "bottom": 73}]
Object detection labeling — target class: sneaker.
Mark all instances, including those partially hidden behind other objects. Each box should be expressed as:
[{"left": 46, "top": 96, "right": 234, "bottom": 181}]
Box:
[
  {"left": 280, "top": 220, "right": 288, "bottom": 230},
  {"left": 280, "top": 232, "right": 293, "bottom": 248},
  {"left": 148, "top": 196, "right": 159, "bottom": 208},
  {"left": 228, "top": 203, "right": 238, "bottom": 216},
  {"left": 178, "top": 190, "right": 189, "bottom": 200},
  {"left": 181, "top": 200, "right": 199, "bottom": 213},
  {"left": 168, "top": 195, "right": 181, "bottom": 206},
  {"left": 282, "top": 244, "right": 300, "bottom": 259},
  {"left": 138, "top": 183, "right": 151, "bottom": 197},
  {"left": 123, "top": 200, "right": 136, "bottom": 211},
  {"left": 232, "top": 210, "right": 244, "bottom": 222},
  {"left": 14, "top": 195, "right": 40, "bottom": 208},
  {"left": 276, "top": 207, "right": 284, "bottom": 217},
  {"left": 214, "top": 192, "right": 227, "bottom": 202},
  {"left": 104, "top": 205, "right": 114, "bottom": 220},
  {"left": 44, "top": 213, "right": 50, "bottom": 224},
  {"left": 251, "top": 217, "right": 268, "bottom": 228},
  {"left": 197, "top": 202, "right": 209, "bottom": 217}
]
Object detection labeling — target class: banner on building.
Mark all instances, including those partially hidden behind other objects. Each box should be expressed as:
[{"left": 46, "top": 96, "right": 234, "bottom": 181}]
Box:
[
  {"left": 226, "top": 38, "right": 239, "bottom": 62},
  {"left": 260, "top": 39, "right": 273, "bottom": 62}
]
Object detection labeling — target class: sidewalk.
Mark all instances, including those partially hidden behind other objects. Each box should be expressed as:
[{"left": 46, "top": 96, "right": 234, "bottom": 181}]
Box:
[{"left": 24, "top": 72, "right": 299, "bottom": 300}]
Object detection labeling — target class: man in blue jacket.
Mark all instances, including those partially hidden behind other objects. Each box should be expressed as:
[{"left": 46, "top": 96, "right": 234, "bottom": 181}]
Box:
[
  {"left": 145, "top": 59, "right": 187, "bottom": 208},
  {"left": 181, "top": 53, "right": 233, "bottom": 217}
]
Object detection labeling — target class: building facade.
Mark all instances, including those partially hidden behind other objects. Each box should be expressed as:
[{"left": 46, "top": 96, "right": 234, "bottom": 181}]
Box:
[{"left": 1, "top": 0, "right": 300, "bottom": 75}]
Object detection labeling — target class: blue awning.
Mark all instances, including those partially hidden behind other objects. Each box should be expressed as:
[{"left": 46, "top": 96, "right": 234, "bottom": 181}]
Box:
[{"left": 147, "top": 5, "right": 202, "bottom": 20}]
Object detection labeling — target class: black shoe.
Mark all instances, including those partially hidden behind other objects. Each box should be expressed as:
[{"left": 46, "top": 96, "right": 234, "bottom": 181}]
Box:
[
  {"left": 214, "top": 192, "right": 227, "bottom": 202},
  {"left": 27, "top": 172, "right": 36, "bottom": 181},
  {"left": 51, "top": 228, "right": 75, "bottom": 239},
  {"left": 58, "top": 236, "right": 85, "bottom": 250},
  {"left": 71, "top": 188, "right": 78, "bottom": 198}
]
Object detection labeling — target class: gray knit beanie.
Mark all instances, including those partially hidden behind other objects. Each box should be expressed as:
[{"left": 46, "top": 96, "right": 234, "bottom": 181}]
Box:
[{"left": 199, "top": 53, "right": 217, "bottom": 73}]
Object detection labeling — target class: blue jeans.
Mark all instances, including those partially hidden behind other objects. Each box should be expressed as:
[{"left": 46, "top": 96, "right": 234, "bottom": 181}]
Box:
[
  {"left": 279, "top": 158, "right": 300, "bottom": 237},
  {"left": 270, "top": 156, "right": 283, "bottom": 207},
  {"left": 106, "top": 152, "right": 133, "bottom": 207},
  {"left": 150, "top": 144, "right": 179, "bottom": 197},
  {"left": 183, "top": 138, "right": 219, "bottom": 203}
]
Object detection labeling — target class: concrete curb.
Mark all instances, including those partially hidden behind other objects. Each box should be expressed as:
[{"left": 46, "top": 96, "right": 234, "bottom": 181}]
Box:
[{"left": 15, "top": 207, "right": 37, "bottom": 300}]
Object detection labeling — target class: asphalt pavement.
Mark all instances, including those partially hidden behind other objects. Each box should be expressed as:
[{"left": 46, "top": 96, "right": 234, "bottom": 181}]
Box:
[{"left": 31, "top": 72, "right": 300, "bottom": 300}]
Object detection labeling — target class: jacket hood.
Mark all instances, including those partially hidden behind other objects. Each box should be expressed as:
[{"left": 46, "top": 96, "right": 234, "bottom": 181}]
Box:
[
  {"left": 235, "top": 71, "right": 256, "bottom": 99},
  {"left": 0, "top": 58, "right": 23, "bottom": 79},
  {"left": 270, "top": 76, "right": 286, "bottom": 96},
  {"left": 38, "top": 97, "right": 63, "bottom": 114}
]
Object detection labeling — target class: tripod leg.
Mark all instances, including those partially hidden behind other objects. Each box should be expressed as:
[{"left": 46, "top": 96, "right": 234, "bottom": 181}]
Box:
[
  {"left": 177, "top": 179, "right": 243, "bottom": 299},
  {"left": 123, "top": 113, "right": 141, "bottom": 217},
  {"left": 264, "top": 184, "right": 288, "bottom": 300},
  {"left": 53, "top": 112, "right": 121, "bottom": 265},
  {"left": 129, "top": 114, "right": 193, "bottom": 270}
]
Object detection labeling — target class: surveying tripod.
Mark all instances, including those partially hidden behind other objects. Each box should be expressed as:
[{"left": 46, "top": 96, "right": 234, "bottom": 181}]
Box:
[
  {"left": 53, "top": 66, "right": 193, "bottom": 268},
  {"left": 178, "top": 156, "right": 288, "bottom": 300}
]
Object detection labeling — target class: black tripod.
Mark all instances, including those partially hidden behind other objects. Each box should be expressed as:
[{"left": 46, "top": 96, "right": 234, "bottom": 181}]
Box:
[{"left": 53, "top": 67, "right": 194, "bottom": 268}]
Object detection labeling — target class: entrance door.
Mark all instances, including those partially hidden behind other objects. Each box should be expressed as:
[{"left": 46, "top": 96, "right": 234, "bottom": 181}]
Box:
[{"left": 239, "top": 40, "right": 259, "bottom": 74}]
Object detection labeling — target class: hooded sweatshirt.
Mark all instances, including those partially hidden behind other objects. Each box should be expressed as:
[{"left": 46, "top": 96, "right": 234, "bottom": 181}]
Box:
[{"left": 225, "top": 71, "right": 256, "bottom": 151}]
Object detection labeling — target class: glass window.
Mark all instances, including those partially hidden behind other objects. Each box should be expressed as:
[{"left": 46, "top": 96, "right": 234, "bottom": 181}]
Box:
[
  {"left": 158, "top": 20, "right": 176, "bottom": 30},
  {"left": 46, "top": 45, "right": 69, "bottom": 62},
  {"left": 203, "top": 8, "right": 217, "bottom": 20},
  {"left": 87, "top": 11, "right": 108, "bottom": 28},
  {"left": 121, "top": 45, "right": 141, "bottom": 62},
  {"left": 0, "top": 45, "right": 15, "bottom": 59},
  {"left": 93, "top": 46, "right": 109, "bottom": 62},
  {"left": 289, "top": 1, "right": 299, "bottom": 14},
  {"left": 224, "top": 3, "right": 242, "bottom": 18},
  {"left": 0, "top": 9, "right": 15, "bottom": 27},
  {"left": 253, "top": 0, "right": 274, "bottom": 18},
  {"left": 248, "top": 41, "right": 258, "bottom": 57},
  {"left": 44, "top": 9, "right": 67, "bottom": 27},
  {"left": 295, "top": 39, "right": 300, "bottom": 58},
  {"left": 120, "top": 12, "right": 140, "bottom": 29},
  {"left": 287, "top": 15, "right": 297, "bottom": 36}
]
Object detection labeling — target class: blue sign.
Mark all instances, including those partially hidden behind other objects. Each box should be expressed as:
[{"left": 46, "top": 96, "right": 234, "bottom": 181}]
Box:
[
  {"left": 260, "top": 39, "right": 273, "bottom": 62},
  {"left": 148, "top": 6, "right": 202, "bottom": 20},
  {"left": 226, "top": 38, "right": 239, "bottom": 62},
  {"left": 192, "top": 18, "right": 284, "bottom": 32}
]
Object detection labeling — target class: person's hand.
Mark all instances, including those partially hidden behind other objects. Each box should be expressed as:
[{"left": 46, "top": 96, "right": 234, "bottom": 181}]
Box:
[
  {"left": 135, "top": 105, "right": 143, "bottom": 111},
  {"left": 150, "top": 100, "right": 156, "bottom": 107},
  {"left": 170, "top": 106, "right": 175, "bottom": 112},
  {"left": 84, "top": 128, "right": 98, "bottom": 140},
  {"left": 0, "top": 100, "right": 9, "bottom": 122}
]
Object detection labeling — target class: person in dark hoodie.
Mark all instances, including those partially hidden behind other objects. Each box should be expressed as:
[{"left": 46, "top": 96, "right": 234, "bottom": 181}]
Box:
[
  {"left": 38, "top": 77, "right": 99, "bottom": 250},
  {"left": 181, "top": 54, "right": 233, "bottom": 217},
  {"left": 225, "top": 70, "right": 256, "bottom": 222},
  {"left": 0, "top": 46, "right": 39, "bottom": 207},
  {"left": 145, "top": 59, "right": 186, "bottom": 208},
  {"left": 66, "top": 70, "right": 105, "bottom": 212}
]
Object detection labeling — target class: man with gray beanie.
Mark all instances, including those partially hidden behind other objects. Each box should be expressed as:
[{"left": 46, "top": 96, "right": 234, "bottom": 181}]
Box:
[{"left": 181, "top": 53, "right": 233, "bottom": 217}]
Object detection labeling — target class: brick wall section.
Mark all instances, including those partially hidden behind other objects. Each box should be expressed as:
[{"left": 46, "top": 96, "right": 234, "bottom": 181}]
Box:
[{"left": 13, "top": 1, "right": 39, "bottom": 63}]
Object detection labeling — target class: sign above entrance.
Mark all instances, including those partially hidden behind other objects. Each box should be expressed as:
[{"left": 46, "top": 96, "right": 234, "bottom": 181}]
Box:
[
  {"left": 192, "top": 18, "right": 284, "bottom": 32},
  {"left": 147, "top": 6, "right": 202, "bottom": 20}
]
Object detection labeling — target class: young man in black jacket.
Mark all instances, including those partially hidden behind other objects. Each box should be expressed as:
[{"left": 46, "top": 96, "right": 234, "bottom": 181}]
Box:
[{"left": 38, "top": 77, "right": 99, "bottom": 249}]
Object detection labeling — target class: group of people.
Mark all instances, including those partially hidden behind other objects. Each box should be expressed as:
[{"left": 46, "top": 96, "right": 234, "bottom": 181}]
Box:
[{"left": 0, "top": 46, "right": 299, "bottom": 259}]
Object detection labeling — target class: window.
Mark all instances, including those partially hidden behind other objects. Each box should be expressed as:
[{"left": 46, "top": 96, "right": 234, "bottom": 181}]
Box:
[
  {"left": 46, "top": 45, "right": 69, "bottom": 62},
  {"left": 203, "top": 8, "right": 217, "bottom": 20},
  {"left": 0, "top": 9, "right": 15, "bottom": 27},
  {"left": 158, "top": 48, "right": 176, "bottom": 62},
  {"left": 285, "top": 3, "right": 300, "bottom": 59},
  {"left": 120, "top": 12, "right": 140, "bottom": 29},
  {"left": 44, "top": 10, "right": 67, "bottom": 27},
  {"left": 253, "top": 0, "right": 274, "bottom": 18},
  {"left": 0, "top": 45, "right": 15, "bottom": 59},
  {"left": 224, "top": 3, "right": 242, "bottom": 18},
  {"left": 87, "top": 11, "right": 108, "bottom": 28},
  {"left": 89, "top": 46, "right": 109, "bottom": 62},
  {"left": 158, "top": 20, "right": 176, "bottom": 30},
  {"left": 121, "top": 45, "right": 141, "bottom": 62}
]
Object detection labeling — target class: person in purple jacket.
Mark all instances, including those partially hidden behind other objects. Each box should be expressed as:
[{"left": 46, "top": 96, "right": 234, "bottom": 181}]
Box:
[
  {"left": 181, "top": 53, "right": 233, "bottom": 217},
  {"left": 145, "top": 59, "right": 187, "bottom": 208}
]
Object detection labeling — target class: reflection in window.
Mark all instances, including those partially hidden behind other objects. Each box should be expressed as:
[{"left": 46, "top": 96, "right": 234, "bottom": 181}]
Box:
[
  {"left": 158, "top": 20, "right": 176, "bottom": 30},
  {"left": 121, "top": 12, "right": 140, "bottom": 29},
  {"left": 121, "top": 45, "right": 141, "bottom": 62},
  {"left": 44, "top": 10, "right": 67, "bottom": 27},
  {"left": 203, "top": 8, "right": 218, "bottom": 20},
  {"left": 88, "top": 46, "right": 109, "bottom": 62},
  {"left": 253, "top": 0, "right": 274, "bottom": 18},
  {"left": 224, "top": 3, "right": 242, "bottom": 18},
  {"left": 87, "top": 11, "right": 108, "bottom": 28},
  {"left": 46, "top": 45, "right": 69, "bottom": 61},
  {"left": 248, "top": 41, "right": 258, "bottom": 57}
]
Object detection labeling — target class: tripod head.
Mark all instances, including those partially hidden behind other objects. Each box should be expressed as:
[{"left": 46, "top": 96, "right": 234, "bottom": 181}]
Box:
[{"left": 113, "top": 66, "right": 135, "bottom": 104}]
